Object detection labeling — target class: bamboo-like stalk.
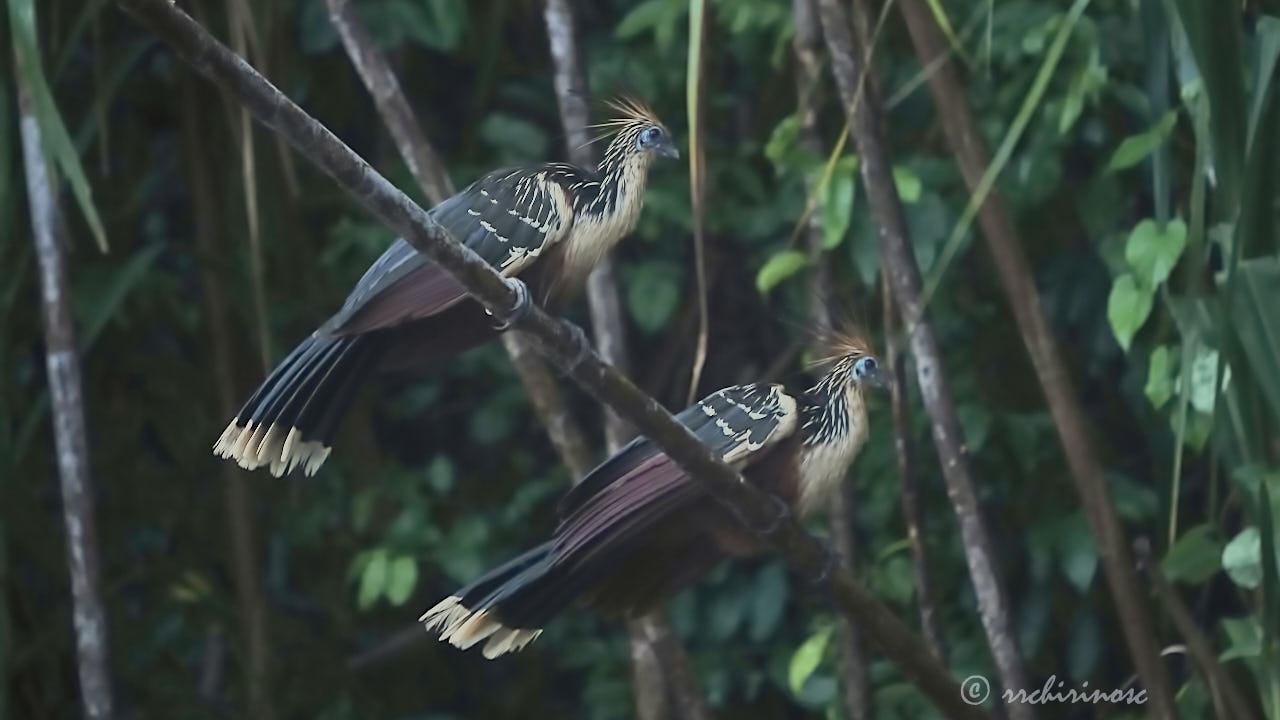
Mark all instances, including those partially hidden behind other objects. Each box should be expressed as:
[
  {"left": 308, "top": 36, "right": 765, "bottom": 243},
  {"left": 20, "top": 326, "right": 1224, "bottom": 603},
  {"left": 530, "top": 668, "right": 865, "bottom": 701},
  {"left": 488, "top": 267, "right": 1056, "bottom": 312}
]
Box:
[
  {"left": 15, "top": 44, "right": 115, "bottom": 720},
  {"left": 894, "top": 2, "right": 1176, "bottom": 714},
  {"left": 815, "top": 0, "right": 1033, "bottom": 715},
  {"left": 792, "top": 1, "right": 869, "bottom": 717},
  {"left": 112, "top": 3, "right": 989, "bottom": 715},
  {"left": 180, "top": 74, "right": 274, "bottom": 720},
  {"left": 542, "top": 2, "right": 710, "bottom": 717}
]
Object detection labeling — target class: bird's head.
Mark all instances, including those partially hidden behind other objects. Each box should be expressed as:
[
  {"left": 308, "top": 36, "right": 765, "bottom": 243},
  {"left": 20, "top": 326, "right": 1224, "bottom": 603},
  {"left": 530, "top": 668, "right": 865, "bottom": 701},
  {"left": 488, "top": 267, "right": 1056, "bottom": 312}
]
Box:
[
  {"left": 596, "top": 97, "right": 679, "bottom": 169},
  {"left": 812, "top": 330, "right": 888, "bottom": 397}
]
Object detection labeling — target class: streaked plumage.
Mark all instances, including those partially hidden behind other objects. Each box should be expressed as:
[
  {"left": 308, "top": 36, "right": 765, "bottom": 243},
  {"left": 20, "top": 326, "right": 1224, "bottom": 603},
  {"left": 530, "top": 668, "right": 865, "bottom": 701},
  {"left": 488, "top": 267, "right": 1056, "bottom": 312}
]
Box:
[
  {"left": 213, "top": 99, "right": 676, "bottom": 477},
  {"left": 422, "top": 334, "right": 885, "bottom": 659}
]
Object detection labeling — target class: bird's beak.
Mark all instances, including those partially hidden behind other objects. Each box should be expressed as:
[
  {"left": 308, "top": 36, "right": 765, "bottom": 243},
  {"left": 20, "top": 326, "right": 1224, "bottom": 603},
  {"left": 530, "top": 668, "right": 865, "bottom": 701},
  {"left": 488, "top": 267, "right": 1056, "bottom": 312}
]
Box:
[
  {"left": 656, "top": 138, "right": 680, "bottom": 160},
  {"left": 866, "top": 364, "right": 891, "bottom": 391}
]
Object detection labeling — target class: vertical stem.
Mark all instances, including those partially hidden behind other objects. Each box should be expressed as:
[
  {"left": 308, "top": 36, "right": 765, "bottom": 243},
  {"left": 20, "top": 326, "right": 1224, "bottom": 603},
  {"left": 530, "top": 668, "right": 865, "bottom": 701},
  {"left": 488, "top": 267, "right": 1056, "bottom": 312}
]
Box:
[
  {"left": 792, "top": 1, "right": 869, "bottom": 717},
  {"left": 181, "top": 75, "right": 273, "bottom": 720},
  {"left": 894, "top": 1, "right": 1176, "bottom": 714},
  {"left": 684, "top": 0, "right": 709, "bottom": 405},
  {"left": 543, "top": 2, "right": 710, "bottom": 718},
  {"left": 15, "top": 46, "right": 115, "bottom": 720},
  {"left": 884, "top": 288, "right": 947, "bottom": 661},
  {"left": 816, "top": 0, "right": 1034, "bottom": 714}
]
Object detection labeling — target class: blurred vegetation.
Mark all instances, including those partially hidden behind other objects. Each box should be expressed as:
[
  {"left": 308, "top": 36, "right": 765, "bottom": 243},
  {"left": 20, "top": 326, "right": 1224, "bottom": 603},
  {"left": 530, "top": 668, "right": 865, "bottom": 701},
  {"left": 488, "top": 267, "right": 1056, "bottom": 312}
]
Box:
[{"left": 3, "top": 0, "right": 1279, "bottom": 718}]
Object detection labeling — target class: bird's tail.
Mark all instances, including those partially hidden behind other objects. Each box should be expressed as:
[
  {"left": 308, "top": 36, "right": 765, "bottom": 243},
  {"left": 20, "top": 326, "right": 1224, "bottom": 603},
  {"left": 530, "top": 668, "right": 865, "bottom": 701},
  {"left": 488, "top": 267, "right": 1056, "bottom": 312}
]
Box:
[
  {"left": 421, "top": 542, "right": 581, "bottom": 659},
  {"left": 212, "top": 333, "right": 381, "bottom": 476}
]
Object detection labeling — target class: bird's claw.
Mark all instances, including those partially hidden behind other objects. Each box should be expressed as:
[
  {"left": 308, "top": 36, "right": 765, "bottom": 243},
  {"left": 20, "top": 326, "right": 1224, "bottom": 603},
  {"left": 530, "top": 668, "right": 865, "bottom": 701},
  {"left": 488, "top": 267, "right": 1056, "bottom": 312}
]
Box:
[
  {"left": 743, "top": 494, "right": 791, "bottom": 537},
  {"left": 561, "top": 321, "right": 593, "bottom": 369},
  {"left": 493, "top": 277, "right": 532, "bottom": 331}
]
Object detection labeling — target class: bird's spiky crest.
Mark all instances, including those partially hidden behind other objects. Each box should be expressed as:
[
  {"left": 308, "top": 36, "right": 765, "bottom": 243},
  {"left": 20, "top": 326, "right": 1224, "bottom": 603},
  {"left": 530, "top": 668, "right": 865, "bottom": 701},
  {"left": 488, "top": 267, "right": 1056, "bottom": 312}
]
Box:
[
  {"left": 809, "top": 323, "right": 875, "bottom": 371},
  {"left": 582, "top": 95, "right": 666, "bottom": 147}
]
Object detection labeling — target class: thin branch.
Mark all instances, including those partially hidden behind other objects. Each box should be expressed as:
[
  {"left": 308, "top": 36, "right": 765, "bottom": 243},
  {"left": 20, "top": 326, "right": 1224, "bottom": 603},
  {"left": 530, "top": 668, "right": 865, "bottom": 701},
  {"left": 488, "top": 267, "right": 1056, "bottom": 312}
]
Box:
[
  {"left": 816, "top": 0, "right": 1033, "bottom": 714},
  {"left": 113, "top": 4, "right": 987, "bottom": 716},
  {"left": 885, "top": 286, "right": 947, "bottom": 661},
  {"left": 894, "top": 1, "right": 1176, "bottom": 714},
  {"left": 180, "top": 74, "right": 273, "bottom": 720},
  {"left": 15, "top": 42, "right": 115, "bottom": 720},
  {"left": 543, "top": 1, "right": 709, "bottom": 717},
  {"left": 793, "top": 1, "right": 869, "bottom": 716},
  {"left": 684, "top": 0, "right": 710, "bottom": 406}
]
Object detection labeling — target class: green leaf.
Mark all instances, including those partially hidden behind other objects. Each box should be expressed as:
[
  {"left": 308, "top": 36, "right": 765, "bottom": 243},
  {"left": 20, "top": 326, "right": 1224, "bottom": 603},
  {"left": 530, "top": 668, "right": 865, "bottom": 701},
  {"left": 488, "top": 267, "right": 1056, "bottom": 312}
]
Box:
[
  {"left": 77, "top": 243, "right": 163, "bottom": 348},
  {"left": 892, "top": 166, "right": 921, "bottom": 203},
  {"left": 1234, "top": 259, "right": 1280, "bottom": 425},
  {"left": 1222, "top": 527, "right": 1262, "bottom": 589},
  {"left": 755, "top": 250, "right": 808, "bottom": 294},
  {"left": 1106, "top": 111, "right": 1178, "bottom": 171},
  {"left": 358, "top": 548, "right": 389, "bottom": 610},
  {"left": 818, "top": 156, "right": 858, "bottom": 249},
  {"left": 1161, "top": 523, "right": 1222, "bottom": 584},
  {"left": 1067, "top": 609, "right": 1101, "bottom": 681},
  {"left": 749, "top": 563, "right": 787, "bottom": 642},
  {"left": 1124, "top": 218, "right": 1186, "bottom": 287},
  {"left": 1187, "top": 347, "right": 1228, "bottom": 414},
  {"left": 1145, "top": 345, "right": 1175, "bottom": 409},
  {"left": 788, "top": 624, "right": 833, "bottom": 694},
  {"left": 8, "top": 0, "right": 108, "bottom": 251},
  {"left": 426, "top": 455, "right": 455, "bottom": 494},
  {"left": 626, "top": 261, "right": 681, "bottom": 331},
  {"left": 1058, "top": 512, "right": 1099, "bottom": 593},
  {"left": 1107, "top": 273, "right": 1153, "bottom": 351},
  {"left": 384, "top": 555, "right": 418, "bottom": 606},
  {"left": 1219, "top": 617, "right": 1262, "bottom": 662}
]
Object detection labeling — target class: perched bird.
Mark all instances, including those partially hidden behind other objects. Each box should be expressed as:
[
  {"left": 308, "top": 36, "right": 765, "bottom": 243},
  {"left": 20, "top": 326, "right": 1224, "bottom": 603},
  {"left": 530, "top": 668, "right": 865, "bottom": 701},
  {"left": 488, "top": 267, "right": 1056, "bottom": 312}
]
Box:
[
  {"left": 213, "top": 98, "right": 678, "bottom": 476},
  {"left": 420, "top": 333, "right": 885, "bottom": 658}
]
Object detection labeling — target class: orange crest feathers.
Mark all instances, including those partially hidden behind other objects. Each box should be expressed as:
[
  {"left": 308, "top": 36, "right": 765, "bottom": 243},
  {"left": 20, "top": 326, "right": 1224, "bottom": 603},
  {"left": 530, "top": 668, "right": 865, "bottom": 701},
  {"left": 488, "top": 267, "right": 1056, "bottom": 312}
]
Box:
[
  {"left": 809, "top": 325, "right": 875, "bottom": 370},
  {"left": 590, "top": 95, "right": 664, "bottom": 130}
]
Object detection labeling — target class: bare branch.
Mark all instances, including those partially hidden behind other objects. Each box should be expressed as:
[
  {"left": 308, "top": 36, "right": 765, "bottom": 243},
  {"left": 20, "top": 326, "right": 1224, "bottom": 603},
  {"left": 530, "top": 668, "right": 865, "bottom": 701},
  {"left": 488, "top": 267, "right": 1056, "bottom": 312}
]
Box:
[
  {"left": 816, "top": 0, "right": 1032, "bottom": 714},
  {"left": 895, "top": 2, "right": 1176, "bottom": 714},
  {"left": 15, "top": 42, "right": 115, "bottom": 720},
  {"left": 113, "top": 3, "right": 988, "bottom": 715}
]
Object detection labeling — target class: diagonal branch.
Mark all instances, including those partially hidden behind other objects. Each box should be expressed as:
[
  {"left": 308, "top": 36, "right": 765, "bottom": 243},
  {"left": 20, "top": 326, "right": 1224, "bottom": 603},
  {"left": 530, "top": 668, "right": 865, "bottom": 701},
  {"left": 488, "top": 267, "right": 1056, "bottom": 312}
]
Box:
[
  {"left": 894, "top": 1, "right": 1175, "bottom": 714},
  {"left": 113, "top": 2, "right": 987, "bottom": 716},
  {"left": 816, "top": 0, "right": 1032, "bottom": 714}
]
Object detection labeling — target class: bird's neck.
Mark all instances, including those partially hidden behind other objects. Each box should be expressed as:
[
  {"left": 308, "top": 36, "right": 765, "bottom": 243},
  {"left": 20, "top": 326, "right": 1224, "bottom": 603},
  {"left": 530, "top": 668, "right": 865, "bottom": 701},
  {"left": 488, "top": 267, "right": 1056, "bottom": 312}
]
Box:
[{"left": 794, "top": 376, "right": 868, "bottom": 516}]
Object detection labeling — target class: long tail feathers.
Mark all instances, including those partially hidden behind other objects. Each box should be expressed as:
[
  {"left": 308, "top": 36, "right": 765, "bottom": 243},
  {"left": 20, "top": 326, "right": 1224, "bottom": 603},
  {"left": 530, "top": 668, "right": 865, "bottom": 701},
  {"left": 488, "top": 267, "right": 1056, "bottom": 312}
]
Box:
[
  {"left": 420, "top": 543, "right": 556, "bottom": 659},
  {"left": 212, "top": 333, "right": 376, "bottom": 476}
]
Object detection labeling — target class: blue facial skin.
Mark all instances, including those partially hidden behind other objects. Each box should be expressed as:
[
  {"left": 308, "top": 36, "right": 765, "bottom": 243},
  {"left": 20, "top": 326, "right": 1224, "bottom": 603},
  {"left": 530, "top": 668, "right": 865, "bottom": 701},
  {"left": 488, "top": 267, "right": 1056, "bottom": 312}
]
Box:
[
  {"left": 637, "top": 125, "right": 679, "bottom": 159},
  {"left": 852, "top": 356, "right": 887, "bottom": 388}
]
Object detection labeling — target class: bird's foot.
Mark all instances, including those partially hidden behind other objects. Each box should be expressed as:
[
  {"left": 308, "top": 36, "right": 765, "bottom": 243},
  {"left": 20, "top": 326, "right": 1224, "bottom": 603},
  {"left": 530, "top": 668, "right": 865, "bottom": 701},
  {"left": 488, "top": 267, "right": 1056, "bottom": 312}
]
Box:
[
  {"left": 560, "top": 320, "right": 593, "bottom": 369},
  {"left": 492, "top": 277, "right": 532, "bottom": 331},
  {"left": 742, "top": 493, "right": 792, "bottom": 537}
]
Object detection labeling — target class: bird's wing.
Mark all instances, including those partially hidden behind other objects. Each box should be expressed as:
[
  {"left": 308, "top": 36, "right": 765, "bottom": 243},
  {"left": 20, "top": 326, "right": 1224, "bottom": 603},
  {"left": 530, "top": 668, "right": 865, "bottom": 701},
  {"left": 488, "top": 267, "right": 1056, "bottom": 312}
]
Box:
[
  {"left": 550, "top": 384, "right": 799, "bottom": 566},
  {"left": 325, "top": 166, "right": 579, "bottom": 336}
]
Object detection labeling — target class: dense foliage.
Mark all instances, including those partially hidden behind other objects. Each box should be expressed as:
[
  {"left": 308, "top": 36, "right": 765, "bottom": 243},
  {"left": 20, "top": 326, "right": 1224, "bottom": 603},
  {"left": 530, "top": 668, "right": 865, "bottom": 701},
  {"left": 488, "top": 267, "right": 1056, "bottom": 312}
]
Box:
[{"left": 3, "top": 0, "right": 1278, "bottom": 718}]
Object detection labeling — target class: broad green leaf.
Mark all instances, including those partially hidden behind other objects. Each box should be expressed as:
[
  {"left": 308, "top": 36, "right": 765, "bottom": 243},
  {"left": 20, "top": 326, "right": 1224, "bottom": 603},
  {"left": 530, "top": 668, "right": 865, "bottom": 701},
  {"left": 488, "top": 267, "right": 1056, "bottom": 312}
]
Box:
[
  {"left": 426, "top": 455, "right": 455, "bottom": 494},
  {"left": 1145, "top": 345, "right": 1175, "bottom": 409},
  {"left": 1107, "top": 273, "right": 1153, "bottom": 351},
  {"left": 1186, "top": 347, "right": 1228, "bottom": 414},
  {"left": 358, "top": 548, "right": 389, "bottom": 610},
  {"left": 627, "top": 261, "right": 681, "bottom": 331},
  {"left": 1124, "top": 218, "right": 1186, "bottom": 287},
  {"left": 788, "top": 624, "right": 833, "bottom": 693},
  {"left": 1222, "top": 527, "right": 1262, "bottom": 589},
  {"left": 9, "top": 0, "right": 108, "bottom": 251},
  {"left": 1106, "top": 111, "right": 1178, "bottom": 171},
  {"left": 1067, "top": 609, "right": 1101, "bottom": 681},
  {"left": 820, "top": 163, "right": 856, "bottom": 250},
  {"left": 1058, "top": 512, "right": 1099, "bottom": 593},
  {"left": 384, "top": 555, "right": 418, "bottom": 606},
  {"left": 1234, "top": 259, "right": 1280, "bottom": 425},
  {"left": 755, "top": 250, "right": 808, "bottom": 294},
  {"left": 1219, "top": 617, "right": 1262, "bottom": 662},
  {"left": 1161, "top": 523, "right": 1221, "bottom": 584},
  {"left": 892, "top": 166, "right": 921, "bottom": 203}
]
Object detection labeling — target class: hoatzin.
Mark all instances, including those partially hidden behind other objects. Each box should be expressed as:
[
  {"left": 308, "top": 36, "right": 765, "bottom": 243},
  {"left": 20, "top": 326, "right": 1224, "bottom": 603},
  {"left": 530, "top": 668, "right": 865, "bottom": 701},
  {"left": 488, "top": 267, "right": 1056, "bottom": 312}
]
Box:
[
  {"left": 420, "top": 333, "right": 886, "bottom": 658},
  {"left": 213, "top": 99, "right": 677, "bottom": 476}
]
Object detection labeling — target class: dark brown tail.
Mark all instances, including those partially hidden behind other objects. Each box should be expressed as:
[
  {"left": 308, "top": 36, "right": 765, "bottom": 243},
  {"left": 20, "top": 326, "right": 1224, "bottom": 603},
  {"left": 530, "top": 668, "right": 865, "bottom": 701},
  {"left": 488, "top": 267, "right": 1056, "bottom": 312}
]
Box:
[{"left": 212, "top": 332, "right": 381, "bottom": 476}]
